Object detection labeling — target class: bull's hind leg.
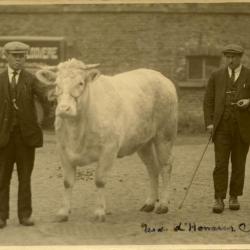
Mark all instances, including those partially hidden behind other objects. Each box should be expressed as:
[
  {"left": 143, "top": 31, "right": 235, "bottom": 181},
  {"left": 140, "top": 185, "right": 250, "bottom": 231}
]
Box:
[
  {"left": 137, "top": 141, "right": 160, "bottom": 212},
  {"left": 154, "top": 138, "right": 174, "bottom": 214},
  {"left": 56, "top": 153, "right": 76, "bottom": 222}
]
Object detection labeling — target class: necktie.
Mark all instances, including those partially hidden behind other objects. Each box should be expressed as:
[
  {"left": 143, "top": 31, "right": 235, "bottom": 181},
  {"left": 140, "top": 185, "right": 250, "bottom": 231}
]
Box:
[
  {"left": 231, "top": 68, "right": 235, "bottom": 84},
  {"left": 10, "top": 70, "right": 18, "bottom": 110}
]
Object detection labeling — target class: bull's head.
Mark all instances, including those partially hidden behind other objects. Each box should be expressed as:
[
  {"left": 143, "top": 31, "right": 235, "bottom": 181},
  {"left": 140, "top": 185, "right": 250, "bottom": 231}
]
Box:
[{"left": 36, "top": 59, "right": 100, "bottom": 118}]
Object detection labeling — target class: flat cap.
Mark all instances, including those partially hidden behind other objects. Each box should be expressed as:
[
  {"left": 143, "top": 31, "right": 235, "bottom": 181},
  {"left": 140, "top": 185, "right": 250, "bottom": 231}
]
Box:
[
  {"left": 3, "top": 41, "right": 30, "bottom": 54},
  {"left": 222, "top": 44, "right": 244, "bottom": 55}
]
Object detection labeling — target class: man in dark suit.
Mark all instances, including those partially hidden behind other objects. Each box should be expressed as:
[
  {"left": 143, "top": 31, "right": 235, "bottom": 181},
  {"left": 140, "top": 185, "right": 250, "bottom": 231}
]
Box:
[
  {"left": 0, "top": 41, "right": 47, "bottom": 228},
  {"left": 204, "top": 44, "right": 250, "bottom": 214}
]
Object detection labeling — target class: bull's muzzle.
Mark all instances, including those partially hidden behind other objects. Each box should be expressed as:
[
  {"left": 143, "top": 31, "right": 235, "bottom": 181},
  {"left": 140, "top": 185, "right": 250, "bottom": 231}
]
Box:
[{"left": 56, "top": 104, "right": 72, "bottom": 117}]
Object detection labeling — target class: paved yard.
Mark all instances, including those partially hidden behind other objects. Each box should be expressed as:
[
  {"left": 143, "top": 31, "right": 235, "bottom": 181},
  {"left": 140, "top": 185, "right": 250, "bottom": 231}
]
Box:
[{"left": 0, "top": 131, "right": 250, "bottom": 248}]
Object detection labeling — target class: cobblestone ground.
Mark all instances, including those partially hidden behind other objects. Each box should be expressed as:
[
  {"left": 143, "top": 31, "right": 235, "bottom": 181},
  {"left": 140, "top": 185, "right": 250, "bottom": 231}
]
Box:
[{"left": 0, "top": 132, "right": 250, "bottom": 247}]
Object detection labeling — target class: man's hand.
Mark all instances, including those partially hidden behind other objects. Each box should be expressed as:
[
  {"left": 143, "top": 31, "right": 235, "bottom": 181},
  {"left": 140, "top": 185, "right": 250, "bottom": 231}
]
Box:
[
  {"left": 206, "top": 124, "right": 214, "bottom": 135},
  {"left": 236, "top": 99, "right": 250, "bottom": 108}
]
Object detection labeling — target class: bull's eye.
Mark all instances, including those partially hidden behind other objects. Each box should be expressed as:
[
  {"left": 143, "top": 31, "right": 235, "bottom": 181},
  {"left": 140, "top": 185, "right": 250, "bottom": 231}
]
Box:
[
  {"left": 70, "top": 87, "right": 82, "bottom": 98},
  {"left": 69, "top": 82, "right": 85, "bottom": 98}
]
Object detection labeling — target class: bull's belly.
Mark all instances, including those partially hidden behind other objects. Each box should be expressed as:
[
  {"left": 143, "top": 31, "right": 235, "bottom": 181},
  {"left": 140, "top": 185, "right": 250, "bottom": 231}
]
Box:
[
  {"left": 117, "top": 137, "right": 152, "bottom": 158},
  {"left": 117, "top": 122, "right": 156, "bottom": 158},
  {"left": 57, "top": 124, "right": 155, "bottom": 164},
  {"left": 117, "top": 144, "right": 141, "bottom": 158}
]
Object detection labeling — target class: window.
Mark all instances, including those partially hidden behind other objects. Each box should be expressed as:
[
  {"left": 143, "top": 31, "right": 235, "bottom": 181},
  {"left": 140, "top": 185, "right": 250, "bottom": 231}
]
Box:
[{"left": 187, "top": 55, "right": 221, "bottom": 80}]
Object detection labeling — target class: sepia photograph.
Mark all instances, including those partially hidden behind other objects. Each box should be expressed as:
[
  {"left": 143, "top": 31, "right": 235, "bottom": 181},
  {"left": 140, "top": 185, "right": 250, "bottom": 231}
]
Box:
[{"left": 0, "top": 0, "right": 249, "bottom": 249}]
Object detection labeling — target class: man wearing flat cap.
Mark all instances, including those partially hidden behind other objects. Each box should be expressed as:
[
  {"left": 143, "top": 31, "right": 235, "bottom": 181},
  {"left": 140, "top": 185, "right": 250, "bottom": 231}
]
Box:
[
  {"left": 204, "top": 43, "right": 250, "bottom": 214},
  {"left": 0, "top": 41, "right": 47, "bottom": 228}
]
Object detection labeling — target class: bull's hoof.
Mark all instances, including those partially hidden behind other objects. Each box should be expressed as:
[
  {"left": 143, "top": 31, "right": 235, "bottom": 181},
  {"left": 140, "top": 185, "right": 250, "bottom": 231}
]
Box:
[
  {"left": 94, "top": 214, "right": 106, "bottom": 222},
  {"left": 140, "top": 204, "right": 155, "bottom": 213},
  {"left": 155, "top": 205, "right": 169, "bottom": 214},
  {"left": 95, "top": 215, "right": 106, "bottom": 222},
  {"left": 94, "top": 209, "right": 106, "bottom": 222},
  {"left": 55, "top": 214, "right": 69, "bottom": 222}
]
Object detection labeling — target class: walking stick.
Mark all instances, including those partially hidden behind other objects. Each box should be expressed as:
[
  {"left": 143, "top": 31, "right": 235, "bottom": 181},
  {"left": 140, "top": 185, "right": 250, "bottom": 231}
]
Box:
[{"left": 178, "top": 133, "right": 213, "bottom": 209}]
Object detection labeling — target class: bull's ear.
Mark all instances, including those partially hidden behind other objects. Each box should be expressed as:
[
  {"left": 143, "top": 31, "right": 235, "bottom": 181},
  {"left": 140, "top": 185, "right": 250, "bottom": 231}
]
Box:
[
  {"left": 36, "top": 69, "right": 57, "bottom": 86},
  {"left": 85, "top": 69, "right": 100, "bottom": 83}
]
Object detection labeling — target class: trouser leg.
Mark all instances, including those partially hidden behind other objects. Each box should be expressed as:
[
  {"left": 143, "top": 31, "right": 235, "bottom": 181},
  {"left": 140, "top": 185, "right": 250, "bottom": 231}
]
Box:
[
  {"left": 230, "top": 124, "right": 249, "bottom": 197},
  {"left": 213, "top": 120, "right": 232, "bottom": 199},
  {"left": 0, "top": 134, "right": 15, "bottom": 220},
  {"left": 14, "top": 129, "right": 35, "bottom": 220}
]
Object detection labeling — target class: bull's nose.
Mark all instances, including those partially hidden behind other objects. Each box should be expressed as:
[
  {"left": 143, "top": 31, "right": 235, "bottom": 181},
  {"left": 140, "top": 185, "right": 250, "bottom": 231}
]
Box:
[{"left": 58, "top": 105, "right": 70, "bottom": 112}]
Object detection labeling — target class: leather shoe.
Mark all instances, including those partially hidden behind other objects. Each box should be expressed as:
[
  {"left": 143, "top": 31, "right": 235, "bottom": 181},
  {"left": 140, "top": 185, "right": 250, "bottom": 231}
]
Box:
[
  {"left": 20, "top": 217, "right": 34, "bottom": 226},
  {"left": 212, "top": 198, "right": 224, "bottom": 213},
  {"left": 229, "top": 196, "right": 240, "bottom": 210},
  {"left": 0, "top": 218, "right": 6, "bottom": 229}
]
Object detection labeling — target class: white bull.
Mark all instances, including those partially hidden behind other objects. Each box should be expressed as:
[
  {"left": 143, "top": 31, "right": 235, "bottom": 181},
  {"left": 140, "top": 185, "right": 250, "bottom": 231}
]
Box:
[{"left": 36, "top": 59, "right": 178, "bottom": 222}]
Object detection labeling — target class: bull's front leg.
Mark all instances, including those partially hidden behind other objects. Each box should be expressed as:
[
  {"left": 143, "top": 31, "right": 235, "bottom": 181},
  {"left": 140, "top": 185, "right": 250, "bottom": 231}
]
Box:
[
  {"left": 94, "top": 145, "right": 117, "bottom": 222},
  {"left": 56, "top": 152, "right": 76, "bottom": 222}
]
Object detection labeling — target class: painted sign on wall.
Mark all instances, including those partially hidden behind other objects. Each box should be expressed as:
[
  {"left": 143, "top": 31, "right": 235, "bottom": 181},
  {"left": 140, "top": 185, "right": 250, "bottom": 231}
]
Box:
[{"left": 0, "top": 36, "right": 66, "bottom": 68}]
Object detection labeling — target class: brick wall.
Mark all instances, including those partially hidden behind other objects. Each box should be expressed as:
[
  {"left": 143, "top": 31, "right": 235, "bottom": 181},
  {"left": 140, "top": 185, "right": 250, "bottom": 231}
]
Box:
[
  {"left": 1, "top": 3, "right": 250, "bottom": 132},
  {"left": 178, "top": 87, "right": 205, "bottom": 133}
]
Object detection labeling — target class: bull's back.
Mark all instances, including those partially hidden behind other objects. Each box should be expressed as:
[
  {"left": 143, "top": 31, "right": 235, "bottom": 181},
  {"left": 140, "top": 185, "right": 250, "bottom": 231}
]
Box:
[
  {"left": 101, "top": 69, "right": 177, "bottom": 157},
  {"left": 110, "top": 68, "right": 177, "bottom": 109},
  {"left": 112, "top": 68, "right": 177, "bottom": 125}
]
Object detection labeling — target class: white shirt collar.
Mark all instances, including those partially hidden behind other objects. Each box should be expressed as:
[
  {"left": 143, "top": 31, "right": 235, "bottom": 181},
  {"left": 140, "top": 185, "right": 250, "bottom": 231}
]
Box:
[
  {"left": 7, "top": 66, "right": 21, "bottom": 83},
  {"left": 8, "top": 65, "right": 21, "bottom": 75},
  {"left": 228, "top": 64, "right": 242, "bottom": 74}
]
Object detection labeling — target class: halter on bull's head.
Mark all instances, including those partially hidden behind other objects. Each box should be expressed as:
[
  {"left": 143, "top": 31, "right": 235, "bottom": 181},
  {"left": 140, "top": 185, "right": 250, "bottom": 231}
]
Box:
[{"left": 36, "top": 59, "right": 100, "bottom": 118}]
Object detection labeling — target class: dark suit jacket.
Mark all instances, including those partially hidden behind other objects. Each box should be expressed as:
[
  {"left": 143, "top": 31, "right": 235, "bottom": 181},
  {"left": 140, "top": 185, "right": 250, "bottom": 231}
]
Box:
[
  {"left": 203, "top": 66, "right": 250, "bottom": 144},
  {"left": 0, "top": 68, "right": 47, "bottom": 148}
]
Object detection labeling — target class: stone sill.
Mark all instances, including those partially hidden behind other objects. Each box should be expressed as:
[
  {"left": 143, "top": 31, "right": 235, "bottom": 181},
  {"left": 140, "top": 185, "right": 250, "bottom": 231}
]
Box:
[
  {"left": 178, "top": 80, "right": 207, "bottom": 88},
  {"left": 1, "top": 3, "right": 250, "bottom": 14}
]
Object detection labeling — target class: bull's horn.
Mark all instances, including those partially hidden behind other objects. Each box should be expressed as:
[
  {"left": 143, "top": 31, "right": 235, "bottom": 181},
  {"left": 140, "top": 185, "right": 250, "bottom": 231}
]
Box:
[
  {"left": 43, "top": 65, "right": 58, "bottom": 72},
  {"left": 36, "top": 69, "right": 57, "bottom": 86},
  {"left": 84, "top": 63, "right": 100, "bottom": 69}
]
